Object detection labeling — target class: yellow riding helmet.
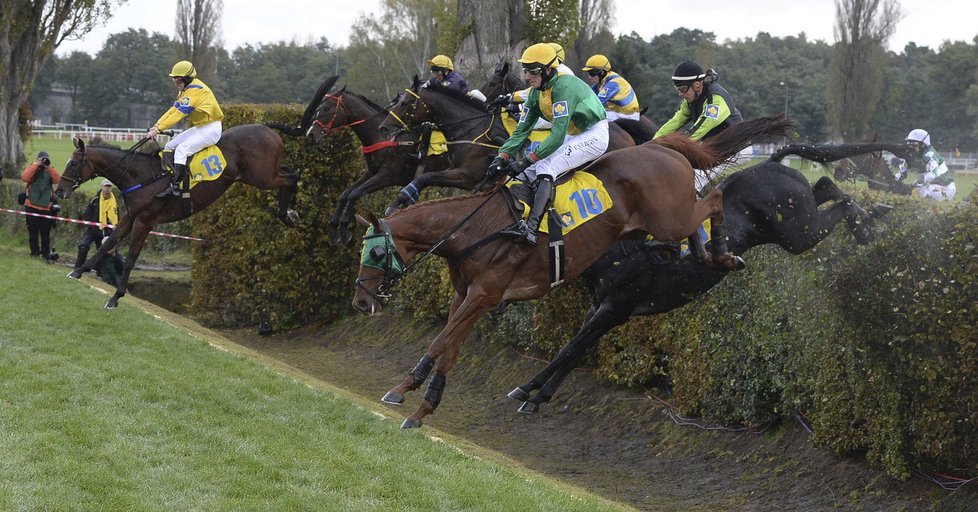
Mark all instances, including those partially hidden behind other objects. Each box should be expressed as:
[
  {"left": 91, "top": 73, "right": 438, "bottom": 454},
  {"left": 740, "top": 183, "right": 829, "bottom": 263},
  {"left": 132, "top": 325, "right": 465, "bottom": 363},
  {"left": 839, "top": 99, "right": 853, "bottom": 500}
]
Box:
[
  {"left": 582, "top": 54, "right": 611, "bottom": 72},
  {"left": 427, "top": 55, "right": 454, "bottom": 71},
  {"left": 518, "top": 43, "right": 558, "bottom": 68},
  {"left": 169, "top": 60, "right": 197, "bottom": 78},
  {"left": 547, "top": 42, "right": 565, "bottom": 64}
]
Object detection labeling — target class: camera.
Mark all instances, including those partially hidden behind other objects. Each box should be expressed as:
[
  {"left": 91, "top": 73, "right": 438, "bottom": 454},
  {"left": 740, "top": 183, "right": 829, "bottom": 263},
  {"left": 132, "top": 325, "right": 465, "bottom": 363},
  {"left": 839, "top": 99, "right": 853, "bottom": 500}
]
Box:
[{"left": 40, "top": 157, "right": 51, "bottom": 166}]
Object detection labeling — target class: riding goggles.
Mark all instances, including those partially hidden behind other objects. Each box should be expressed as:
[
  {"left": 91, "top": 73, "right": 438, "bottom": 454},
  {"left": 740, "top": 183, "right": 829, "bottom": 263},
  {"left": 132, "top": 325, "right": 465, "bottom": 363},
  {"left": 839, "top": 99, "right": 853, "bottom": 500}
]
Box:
[
  {"left": 522, "top": 65, "right": 546, "bottom": 76},
  {"left": 586, "top": 70, "right": 602, "bottom": 77},
  {"left": 673, "top": 82, "right": 693, "bottom": 93}
]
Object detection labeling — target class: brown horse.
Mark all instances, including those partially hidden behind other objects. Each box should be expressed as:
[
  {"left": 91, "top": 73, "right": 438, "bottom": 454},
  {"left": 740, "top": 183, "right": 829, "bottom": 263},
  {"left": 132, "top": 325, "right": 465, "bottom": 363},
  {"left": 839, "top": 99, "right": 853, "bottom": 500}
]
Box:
[
  {"left": 377, "top": 76, "right": 638, "bottom": 213},
  {"left": 54, "top": 125, "right": 298, "bottom": 309},
  {"left": 352, "top": 116, "right": 792, "bottom": 428}
]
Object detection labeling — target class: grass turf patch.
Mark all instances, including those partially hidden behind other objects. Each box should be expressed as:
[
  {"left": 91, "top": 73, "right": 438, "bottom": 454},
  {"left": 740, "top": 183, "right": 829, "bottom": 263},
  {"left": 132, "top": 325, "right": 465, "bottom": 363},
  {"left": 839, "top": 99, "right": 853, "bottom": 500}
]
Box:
[{"left": 0, "top": 255, "right": 626, "bottom": 511}]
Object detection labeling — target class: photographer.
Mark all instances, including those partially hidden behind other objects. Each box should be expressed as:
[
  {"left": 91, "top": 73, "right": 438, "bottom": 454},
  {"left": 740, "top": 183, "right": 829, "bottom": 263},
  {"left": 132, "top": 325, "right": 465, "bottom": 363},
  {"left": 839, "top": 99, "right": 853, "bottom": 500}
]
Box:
[{"left": 21, "top": 151, "right": 62, "bottom": 261}]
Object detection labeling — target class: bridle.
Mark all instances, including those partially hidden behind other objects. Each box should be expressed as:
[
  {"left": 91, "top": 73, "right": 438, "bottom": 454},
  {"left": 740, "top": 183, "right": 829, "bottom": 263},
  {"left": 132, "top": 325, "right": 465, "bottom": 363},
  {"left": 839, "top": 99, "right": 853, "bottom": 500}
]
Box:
[
  {"left": 354, "top": 218, "right": 407, "bottom": 304},
  {"left": 307, "top": 93, "right": 367, "bottom": 139}
]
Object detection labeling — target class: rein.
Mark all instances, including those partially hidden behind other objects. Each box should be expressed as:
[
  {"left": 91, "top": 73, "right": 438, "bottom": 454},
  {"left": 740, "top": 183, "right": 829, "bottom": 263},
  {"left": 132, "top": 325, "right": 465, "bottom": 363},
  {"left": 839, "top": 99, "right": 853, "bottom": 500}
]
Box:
[
  {"left": 64, "top": 137, "right": 168, "bottom": 195},
  {"left": 358, "top": 182, "right": 513, "bottom": 298},
  {"left": 389, "top": 87, "right": 502, "bottom": 150}
]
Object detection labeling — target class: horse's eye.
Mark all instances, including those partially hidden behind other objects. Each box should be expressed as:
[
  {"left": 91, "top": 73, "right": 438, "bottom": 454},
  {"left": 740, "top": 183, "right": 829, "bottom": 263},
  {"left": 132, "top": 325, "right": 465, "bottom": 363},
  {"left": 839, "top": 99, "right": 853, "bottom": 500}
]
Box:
[{"left": 369, "top": 245, "right": 387, "bottom": 261}]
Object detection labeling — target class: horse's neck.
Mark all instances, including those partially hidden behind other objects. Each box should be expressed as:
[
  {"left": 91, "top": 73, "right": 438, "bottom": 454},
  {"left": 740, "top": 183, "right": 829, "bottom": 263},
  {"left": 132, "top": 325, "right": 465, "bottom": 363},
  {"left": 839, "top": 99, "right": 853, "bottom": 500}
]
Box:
[
  {"left": 388, "top": 194, "right": 506, "bottom": 260},
  {"left": 92, "top": 149, "right": 152, "bottom": 189},
  {"left": 343, "top": 95, "right": 388, "bottom": 145},
  {"left": 429, "top": 97, "right": 503, "bottom": 143}
]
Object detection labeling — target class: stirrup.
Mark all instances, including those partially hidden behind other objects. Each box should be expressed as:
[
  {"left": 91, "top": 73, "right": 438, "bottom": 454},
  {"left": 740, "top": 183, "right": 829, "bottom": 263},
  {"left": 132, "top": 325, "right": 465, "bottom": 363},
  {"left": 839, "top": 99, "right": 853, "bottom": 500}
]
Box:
[{"left": 500, "top": 220, "right": 529, "bottom": 238}]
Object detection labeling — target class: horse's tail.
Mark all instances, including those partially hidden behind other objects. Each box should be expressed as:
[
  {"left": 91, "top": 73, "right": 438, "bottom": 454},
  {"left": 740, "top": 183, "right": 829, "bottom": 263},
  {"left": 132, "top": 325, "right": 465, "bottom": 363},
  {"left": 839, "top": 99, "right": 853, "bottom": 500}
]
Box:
[
  {"left": 702, "top": 115, "right": 794, "bottom": 160},
  {"left": 653, "top": 134, "right": 726, "bottom": 169},
  {"left": 771, "top": 142, "right": 915, "bottom": 164},
  {"left": 264, "top": 75, "right": 339, "bottom": 137}
]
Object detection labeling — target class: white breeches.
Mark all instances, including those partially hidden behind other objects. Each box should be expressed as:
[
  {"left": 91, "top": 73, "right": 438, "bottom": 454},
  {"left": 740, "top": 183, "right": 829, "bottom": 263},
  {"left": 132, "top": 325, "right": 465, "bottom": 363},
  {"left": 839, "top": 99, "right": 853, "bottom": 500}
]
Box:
[{"left": 165, "top": 120, "right": 223, "bottom": 165}]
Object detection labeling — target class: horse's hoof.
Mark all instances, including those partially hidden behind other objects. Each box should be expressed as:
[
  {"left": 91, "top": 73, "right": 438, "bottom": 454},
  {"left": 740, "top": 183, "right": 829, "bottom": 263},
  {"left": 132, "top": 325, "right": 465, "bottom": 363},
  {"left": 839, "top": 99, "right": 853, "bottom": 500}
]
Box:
[
  {"left": 381, "top": 391, "right": 405, "bottom": 404},
  {"left": 517, "top": 401, "right": 539, "bottom": 414},
  {"left": 67, "top": 270, "right": 82, "bottom": 279},
  {"left": 507, "top": 387, "right": 530, "bottom": 401},
  {"left": 869, "top": 203, "right": 894, "bottom": 220},
  {"left": 327, "top": 231, "right": 341, "bottom": 247},
  {"left": 732, "top": 255, "right": 747, "bottom": 271},
  {"left": 104, "top": 301, "right": 118, "bottom": 310},
  {"left": 400, "top": 418, "right": 423, "bottom": 429},
  {"left": 339, "top": 229, "right": 353, "bottom": 244},
  {"left": 286, "top": 210, "right": 299, "bottom": 226}
]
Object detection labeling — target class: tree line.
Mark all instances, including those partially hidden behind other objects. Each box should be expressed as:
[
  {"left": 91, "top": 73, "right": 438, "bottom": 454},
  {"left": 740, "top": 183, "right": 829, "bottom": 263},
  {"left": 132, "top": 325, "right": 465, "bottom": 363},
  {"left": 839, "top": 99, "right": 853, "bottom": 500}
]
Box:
[{"left": 10, "top": 0, "right": 978, "bottom": 171}]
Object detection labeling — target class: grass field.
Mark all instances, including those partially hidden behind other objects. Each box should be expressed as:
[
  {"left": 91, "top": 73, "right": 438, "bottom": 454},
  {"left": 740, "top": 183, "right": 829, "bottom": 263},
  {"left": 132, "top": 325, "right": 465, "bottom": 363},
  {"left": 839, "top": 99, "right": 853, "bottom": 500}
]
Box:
[{"left": 0, "top": 245, "right": 626, "bottom": 511}]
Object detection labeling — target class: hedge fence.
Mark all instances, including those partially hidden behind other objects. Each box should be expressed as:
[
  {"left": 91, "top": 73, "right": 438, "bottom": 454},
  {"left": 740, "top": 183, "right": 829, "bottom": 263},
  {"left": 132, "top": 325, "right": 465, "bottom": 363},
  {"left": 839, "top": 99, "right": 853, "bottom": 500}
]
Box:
[{"left": 18, "top": 104, "right": 969, "bottom": 481}]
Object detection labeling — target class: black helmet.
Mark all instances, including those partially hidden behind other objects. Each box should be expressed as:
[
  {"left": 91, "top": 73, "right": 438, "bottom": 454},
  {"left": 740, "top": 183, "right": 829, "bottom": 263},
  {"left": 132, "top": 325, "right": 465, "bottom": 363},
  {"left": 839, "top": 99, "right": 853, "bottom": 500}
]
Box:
[{"left": 672, "top": 60, "right": 706, "bottom": 86}]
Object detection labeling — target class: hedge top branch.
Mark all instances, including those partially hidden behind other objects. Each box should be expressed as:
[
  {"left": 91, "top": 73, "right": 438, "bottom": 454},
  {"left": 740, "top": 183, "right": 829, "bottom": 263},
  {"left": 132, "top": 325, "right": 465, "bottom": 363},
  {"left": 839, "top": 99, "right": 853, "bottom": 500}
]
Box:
[{"left": 1, "top": 207, "right": 203, "bottom": 242}]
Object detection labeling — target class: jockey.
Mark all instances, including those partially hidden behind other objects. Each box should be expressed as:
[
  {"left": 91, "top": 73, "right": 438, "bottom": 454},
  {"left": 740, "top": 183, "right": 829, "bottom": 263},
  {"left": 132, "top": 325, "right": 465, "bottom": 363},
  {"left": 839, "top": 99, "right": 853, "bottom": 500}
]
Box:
[
  {"left": 655, "top": 60, "right": 747, "bottom": 190},
  {"left": 425, "top": 54, "right": 486, "bottom": 102},
  {"left": 502, "top": 42, "right": 573, "bottom": 130},
  {"left": 145, "top": 60, "right": 224, "bottom": 197},
  {"left": 582, "top": 54, "right": 641, "bottom": 122},
  {"left": 485, "top": 43, "right": 609, "bottom": 246},
  {"left": 904, "top": 129, "right": 955, "bottom": 201}
]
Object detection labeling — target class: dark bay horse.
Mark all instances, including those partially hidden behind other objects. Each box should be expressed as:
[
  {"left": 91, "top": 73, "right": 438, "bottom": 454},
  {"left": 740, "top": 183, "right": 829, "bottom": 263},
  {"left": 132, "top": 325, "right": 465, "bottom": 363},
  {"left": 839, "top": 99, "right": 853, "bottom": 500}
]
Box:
[
  {"left": 352, "top": 117, "right": 792, "bottom": 429},
  {"left": 377, "top": 76, "right": 639, "bottom": 213},
  {"left": 507, "top": 142, "right": 916, "bottom": 413},
  {"left": 832, "top": 147, "right": 913, "bottom": 195},
  {"left": 54, "top": 125, "right": 298, "bottom": 309},
  {"left": 268, "top": 71, "right": 521, "bottom": 245}
]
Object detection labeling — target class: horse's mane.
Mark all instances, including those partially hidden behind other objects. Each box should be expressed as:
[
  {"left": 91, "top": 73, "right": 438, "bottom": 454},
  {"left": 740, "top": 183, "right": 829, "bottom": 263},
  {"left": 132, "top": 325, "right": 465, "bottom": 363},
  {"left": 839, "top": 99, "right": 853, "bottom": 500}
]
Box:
[
  {"left": 424, "top": 82, "right": 489, "bottom": 112},
  {"left": 90, "top": 144, "right": 157, "bottom": 160},
  {"left": 345, "top": 90, "right": 387, "bottom": 113}
]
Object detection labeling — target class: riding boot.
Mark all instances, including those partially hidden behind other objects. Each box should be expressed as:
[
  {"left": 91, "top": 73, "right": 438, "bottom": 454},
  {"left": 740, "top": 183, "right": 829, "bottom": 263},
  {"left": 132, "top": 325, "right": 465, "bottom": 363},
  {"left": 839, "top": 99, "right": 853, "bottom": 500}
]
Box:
[
  {"left": 160, "top": 149, "right": 175, "bottom": 172},
  {"left": 157, "top": 163, "right": 187, "bottom": 198},
  {"left": 501, "top": 175, "right": 553, "bottom": 246}
]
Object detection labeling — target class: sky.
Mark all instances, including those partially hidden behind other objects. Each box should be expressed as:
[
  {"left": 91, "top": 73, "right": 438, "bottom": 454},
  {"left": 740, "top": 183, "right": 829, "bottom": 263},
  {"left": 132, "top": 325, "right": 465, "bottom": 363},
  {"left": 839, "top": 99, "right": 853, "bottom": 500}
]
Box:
[{"left": 56, "top": 0, "right": 976, "bottom": 57}]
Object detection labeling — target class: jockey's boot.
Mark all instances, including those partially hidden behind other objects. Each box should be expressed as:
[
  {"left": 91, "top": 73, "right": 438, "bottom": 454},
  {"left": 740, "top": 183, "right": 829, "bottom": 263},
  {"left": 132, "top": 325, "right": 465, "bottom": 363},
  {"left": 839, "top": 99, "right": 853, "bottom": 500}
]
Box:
[
  {"left": 501, "top": 175, "right": 553, "bottom": 246},
  {"left": 160, "top": 149, "right": 175, "bottom": 171},
  {"left": 157, "top": 163, "right": 188, "bottom": 198}
]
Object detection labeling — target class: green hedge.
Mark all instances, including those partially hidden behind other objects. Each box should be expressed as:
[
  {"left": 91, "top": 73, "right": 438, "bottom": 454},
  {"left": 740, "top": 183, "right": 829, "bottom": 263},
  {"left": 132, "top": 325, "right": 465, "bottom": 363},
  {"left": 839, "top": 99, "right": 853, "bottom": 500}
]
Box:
[
  {"left": 169, "top": 107, "right": 977, "bottom": 480},
  {"left": 189, "top": 104, "right": 373, "bottom": 328},
  {"left": 471, "top": 191, "right": 978, "bottom": 480}
]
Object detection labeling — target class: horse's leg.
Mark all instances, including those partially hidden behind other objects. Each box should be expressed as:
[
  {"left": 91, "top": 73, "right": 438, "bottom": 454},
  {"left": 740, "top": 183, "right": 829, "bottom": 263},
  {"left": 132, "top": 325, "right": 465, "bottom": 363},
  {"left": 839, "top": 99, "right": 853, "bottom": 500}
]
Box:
[
  {"left": 275, "top": 167, "right": 299, "bottom": 228},
  {"left": 810, "top": 177, "right": 877, "bottom": 244},
  {"left": 69, "top": 215, "right": 134, "bottom": 278},
  {"left": 694, "top": 188, "right": 746, "bottom": 271},
  {"left": 339, "top": 171, "right": 410, "bottom": 243},
  {"left": 381, "top": 293, "right": 465, "bottom": 405},
  {"left": 329, "top": 171, "right": 373, "bottom": 245},
  {"left": 510, "top": 305, "right": 599, "bottom": 400},
  {"left": 106, "top": 220, "right": 151, "bottom": 310},
  {"left": 400, "top": 288, "right": 499, "bottom": 429},
  {"left": 514, "top": 300, "right": 635, "bottom": 414}
]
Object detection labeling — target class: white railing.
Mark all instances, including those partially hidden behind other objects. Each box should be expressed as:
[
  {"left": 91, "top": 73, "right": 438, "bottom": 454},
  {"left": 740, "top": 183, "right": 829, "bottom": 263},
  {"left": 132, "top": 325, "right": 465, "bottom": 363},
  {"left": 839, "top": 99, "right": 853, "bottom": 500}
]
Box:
[{"left": 30, "top": 122, "right": 178, "bottom": 143}]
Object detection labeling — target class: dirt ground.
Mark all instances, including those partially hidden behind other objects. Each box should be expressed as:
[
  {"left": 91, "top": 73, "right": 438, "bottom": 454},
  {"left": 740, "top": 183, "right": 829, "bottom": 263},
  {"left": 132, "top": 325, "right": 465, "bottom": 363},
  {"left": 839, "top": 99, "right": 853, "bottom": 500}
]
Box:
[{"left": 223, "top": 315, "right": 975, "bottom": 511}]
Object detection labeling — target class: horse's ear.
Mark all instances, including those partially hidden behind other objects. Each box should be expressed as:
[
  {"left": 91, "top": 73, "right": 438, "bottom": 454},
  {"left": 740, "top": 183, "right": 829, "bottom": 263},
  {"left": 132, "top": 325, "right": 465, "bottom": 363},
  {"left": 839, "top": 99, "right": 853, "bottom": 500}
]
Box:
[
  {"left": 412, "top": 75, "right": 420, "bottom": 89},
  {"left": 338, "top": 85, "right": 347, "bottom": 94},
  {"left": 75, "top": 138, "right": 85, "bottom": 150},
  {"left": 501, "top": 62, "right": 509, "bottom": 74}
]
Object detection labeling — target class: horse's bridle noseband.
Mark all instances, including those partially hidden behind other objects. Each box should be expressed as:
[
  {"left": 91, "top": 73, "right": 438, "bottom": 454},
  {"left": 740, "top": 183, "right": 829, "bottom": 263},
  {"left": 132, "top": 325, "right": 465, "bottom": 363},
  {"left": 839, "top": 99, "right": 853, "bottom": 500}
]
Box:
[{"left": 355, "top": 219, "right": 407, "bottom": 305}]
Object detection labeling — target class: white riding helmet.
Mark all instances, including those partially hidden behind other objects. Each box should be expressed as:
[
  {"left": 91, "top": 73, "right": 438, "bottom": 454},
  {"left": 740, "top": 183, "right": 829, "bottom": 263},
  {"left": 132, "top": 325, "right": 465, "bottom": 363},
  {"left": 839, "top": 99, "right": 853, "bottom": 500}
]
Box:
[{"left": 906, "top": 129, "right": 931, "bottom": 146}]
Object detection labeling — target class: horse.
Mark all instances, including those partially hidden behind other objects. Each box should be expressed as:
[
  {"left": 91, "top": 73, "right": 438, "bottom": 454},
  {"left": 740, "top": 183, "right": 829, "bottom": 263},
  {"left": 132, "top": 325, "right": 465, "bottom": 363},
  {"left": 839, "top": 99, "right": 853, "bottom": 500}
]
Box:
[
  {"left": 377, "top": 75, "right": 639, "bottom": 214},
  {"left": 830, "top": 138, "right": 912, "bottom": 195},
  {"left": 267, "top": 71, "right": 522, "bottom": 245},
  {"left": 352, "top": 116, "right": 793, "bottom": 429},
  {"left": 54, "top": 125, "right": 299, "bottom": 309},
  {"left": 506, "top": 142, "right": 917, "bottom": 413}
]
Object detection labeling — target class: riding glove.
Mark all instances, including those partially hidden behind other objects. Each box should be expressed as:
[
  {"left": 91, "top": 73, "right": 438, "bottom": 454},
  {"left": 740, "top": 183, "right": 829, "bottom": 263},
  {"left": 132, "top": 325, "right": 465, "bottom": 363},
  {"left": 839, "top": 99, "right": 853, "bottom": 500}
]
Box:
[
  {"left": 486, "top": 156, "right": 508, "bottom": 180},
  {"left": 492, "top": 93, "right": 512, "bottom": 107}
]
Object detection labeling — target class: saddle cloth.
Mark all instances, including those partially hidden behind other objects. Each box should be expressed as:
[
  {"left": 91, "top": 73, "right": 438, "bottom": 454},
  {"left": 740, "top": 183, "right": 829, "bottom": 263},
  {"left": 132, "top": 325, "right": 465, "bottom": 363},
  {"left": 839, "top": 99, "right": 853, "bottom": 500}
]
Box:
[{"left": 506, "top": 171, "right": 613, "bottom": 235}]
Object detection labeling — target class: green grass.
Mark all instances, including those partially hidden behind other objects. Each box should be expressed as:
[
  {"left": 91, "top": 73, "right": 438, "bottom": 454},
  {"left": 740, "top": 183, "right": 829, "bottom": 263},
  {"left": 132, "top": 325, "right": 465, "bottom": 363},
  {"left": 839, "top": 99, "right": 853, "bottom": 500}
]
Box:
[{"left": 0, "top": 248, "right": 626, "bottom": 511}]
